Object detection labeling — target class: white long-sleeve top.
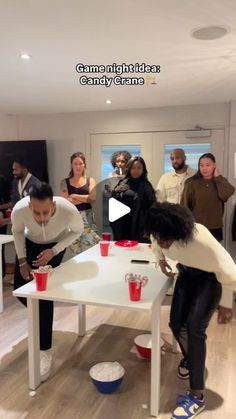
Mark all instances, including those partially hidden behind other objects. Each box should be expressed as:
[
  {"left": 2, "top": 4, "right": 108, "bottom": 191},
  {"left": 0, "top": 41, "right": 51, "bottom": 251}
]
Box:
[
  {"left": 151, "top": 223, "right": 236, "bottom": 308},
  {"left": 156, "top": 166, "right": 196, "bottom": 203},
  {"left": 11, "top": 196, "right": 84, "bottom": 258}
]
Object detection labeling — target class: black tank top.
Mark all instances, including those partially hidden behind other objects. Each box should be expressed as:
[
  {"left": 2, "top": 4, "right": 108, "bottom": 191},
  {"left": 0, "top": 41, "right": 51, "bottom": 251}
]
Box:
[{"left": 66, "top": 178, "right": 92, "bottom": 211}]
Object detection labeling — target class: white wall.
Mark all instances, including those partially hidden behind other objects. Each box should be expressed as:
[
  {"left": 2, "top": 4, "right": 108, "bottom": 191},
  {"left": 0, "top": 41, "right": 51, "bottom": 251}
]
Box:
[
  {"left": 0, "top": 102, "right": 231, "bottom": 193},
  {"left": 2, "top": 101, "right": 236, "bottom": 259}
]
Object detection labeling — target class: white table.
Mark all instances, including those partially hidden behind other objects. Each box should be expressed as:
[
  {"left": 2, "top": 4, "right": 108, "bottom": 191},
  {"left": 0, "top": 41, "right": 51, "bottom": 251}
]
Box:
[
  {"left": 13, "top": 242, "right": 171, "bottom": 417},
  {"left": 0, "top": 234, "right": 14, "bottom": 313}
]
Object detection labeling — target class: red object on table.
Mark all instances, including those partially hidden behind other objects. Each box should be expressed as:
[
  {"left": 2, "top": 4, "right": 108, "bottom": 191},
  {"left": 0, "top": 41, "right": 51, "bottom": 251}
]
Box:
[{"left": 115, "top": 240, "right": 138, "bottom": 248}]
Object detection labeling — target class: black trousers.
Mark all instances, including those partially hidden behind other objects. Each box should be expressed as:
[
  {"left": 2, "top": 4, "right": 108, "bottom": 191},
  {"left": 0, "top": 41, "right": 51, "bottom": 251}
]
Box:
[
  {"left": 14, "top": 239, "right": 65, "bottom": 350},
  {"left": 169, "top": 264, "right": 222, "bottom": 390}
]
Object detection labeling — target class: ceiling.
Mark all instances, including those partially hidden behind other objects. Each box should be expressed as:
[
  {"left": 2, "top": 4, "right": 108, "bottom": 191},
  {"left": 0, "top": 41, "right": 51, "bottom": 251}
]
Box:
[{"left": 1, "top": 0, "right": 236, "bottom": 114}]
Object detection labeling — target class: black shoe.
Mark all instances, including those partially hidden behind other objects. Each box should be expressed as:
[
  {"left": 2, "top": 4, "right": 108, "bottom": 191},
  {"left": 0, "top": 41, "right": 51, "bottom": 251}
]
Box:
[{"left": 177, "top": 358, "right": 189, "bottom": 380}]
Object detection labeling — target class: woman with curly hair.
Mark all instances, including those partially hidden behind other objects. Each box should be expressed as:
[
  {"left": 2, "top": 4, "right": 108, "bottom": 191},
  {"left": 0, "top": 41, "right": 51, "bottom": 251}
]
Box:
[
  {"left": 111, "top": 156, "right": 156, "bottom": 242},
  {"left": 104, "top": 150, "right": 132, "bottom": 195},
  {"left": 144, "top": 202, "right": 236, "bottom": 419},
  {"left": 109, "top": 150, "right": 132, "bottom": 178},
  {"left": 60, "top": 152, "right": 100, "bottom": 254}
]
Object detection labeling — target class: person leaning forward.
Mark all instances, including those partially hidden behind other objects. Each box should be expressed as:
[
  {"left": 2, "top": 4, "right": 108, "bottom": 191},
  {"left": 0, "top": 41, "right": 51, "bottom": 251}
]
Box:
[{"left": 11, "top": 183, "right": 84, "bottom": 382}]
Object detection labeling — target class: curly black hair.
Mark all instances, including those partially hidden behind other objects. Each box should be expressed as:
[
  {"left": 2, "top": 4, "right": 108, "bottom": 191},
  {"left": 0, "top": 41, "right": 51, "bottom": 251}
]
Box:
[
  {"left": 144, "top": 202, "right": 195, "bottom": 245},
  {"left": 110, "top": 150, "right": 132, "bottom": 169}
]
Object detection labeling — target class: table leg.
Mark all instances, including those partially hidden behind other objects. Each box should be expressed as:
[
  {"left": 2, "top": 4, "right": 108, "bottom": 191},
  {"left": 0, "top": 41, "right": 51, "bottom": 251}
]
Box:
[
  {"left": 28, "top": 298, "right": 40, "bottom": 390},
  {"left": 78, "top": 304, "right": 86, "bottom": 336},
  {"left": 151, "top": 297, "right": 161, "bottom": 417}
]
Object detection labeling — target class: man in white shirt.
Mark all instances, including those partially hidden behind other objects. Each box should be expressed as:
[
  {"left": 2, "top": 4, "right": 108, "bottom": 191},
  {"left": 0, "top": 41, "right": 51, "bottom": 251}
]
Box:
[
  {"left": 156, "top": 148, "right": 195, "bottom": 204},
  {"left": 156, "top": 148, "right": 195, "bottom": 295},
  {"left": 12, "top": 183, "right": 84, "bottom": 382},
  {"left": 144, "top": 202, "right": 235, "bottom": 419}
]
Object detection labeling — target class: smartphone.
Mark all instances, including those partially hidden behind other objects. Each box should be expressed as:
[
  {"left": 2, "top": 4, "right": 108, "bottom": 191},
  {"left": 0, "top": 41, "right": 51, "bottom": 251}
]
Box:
[{"left": 131, "top": 259, "right": 150, "bottom": 264}]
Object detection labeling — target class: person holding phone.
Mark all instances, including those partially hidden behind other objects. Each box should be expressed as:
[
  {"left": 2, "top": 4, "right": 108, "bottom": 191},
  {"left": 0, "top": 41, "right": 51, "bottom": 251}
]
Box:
[
  {"left": 104, "top": 150, "right": 132, "bottom": 195},
  {"left": 181, "top": 153, "right": 234, "bottom": 241},
  {"left": 111, "top": 156, "right": 156, "bottom": 242}
]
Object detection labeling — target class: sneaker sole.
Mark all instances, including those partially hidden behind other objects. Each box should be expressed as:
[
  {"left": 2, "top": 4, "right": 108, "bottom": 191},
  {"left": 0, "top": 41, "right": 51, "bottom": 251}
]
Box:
[
  {"left": 40, "top": 370, "right": 51, "bottom": 382},
  {"left": 177, "top": 372, "right": 190, "bottom": 380},
  {"left": 171, "top": 404, "right": 205, "bottom": 419}
]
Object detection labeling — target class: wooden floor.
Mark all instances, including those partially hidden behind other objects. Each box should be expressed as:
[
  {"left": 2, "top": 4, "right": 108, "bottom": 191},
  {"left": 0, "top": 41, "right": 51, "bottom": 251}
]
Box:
[{"left": 0, "top": 277, "right": 236, "bottom": 419}]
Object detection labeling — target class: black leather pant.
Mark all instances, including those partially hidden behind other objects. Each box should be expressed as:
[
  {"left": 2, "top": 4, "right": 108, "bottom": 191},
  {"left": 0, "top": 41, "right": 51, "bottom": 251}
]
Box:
[
  {"left": 169, "top": 264, "right": 222, "bottom": 390},
  {"left": 14, "top": 239, "right": 65, "bottom": 350}
]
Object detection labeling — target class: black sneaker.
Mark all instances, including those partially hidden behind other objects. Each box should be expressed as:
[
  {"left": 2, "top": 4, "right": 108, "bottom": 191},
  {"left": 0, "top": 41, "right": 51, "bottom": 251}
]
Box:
[{"left": 177, "top": 358, "right": 189, "bottom": 380}]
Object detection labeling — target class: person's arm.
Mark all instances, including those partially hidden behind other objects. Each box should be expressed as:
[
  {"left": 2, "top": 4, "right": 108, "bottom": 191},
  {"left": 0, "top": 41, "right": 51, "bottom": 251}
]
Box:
[
  {"left": 11, "top": 210, "right": 27, "bottom": 259},
  {"left": 150, "top": 236, "right": 175, "bottom": 278},
  {"left": 217, "top": 285, "right": 234, "bottom": 324},
  {"left": 213, "top": 173, "right": 235, "bottom": 202},
  {"left": 155, "top": 176, "right": 167, "bottom": 203},
  {"left": 60, "top": 179, "right": 69, "bottom": 198},
  {"left": 61, "top": 178, "right": 97, "bottom": 205},
  {"left": 11, "top": 208, "right": 33, "bottom": 280},
  {"left": 211, "top": 248, "right": 236, "bottom": 322}
]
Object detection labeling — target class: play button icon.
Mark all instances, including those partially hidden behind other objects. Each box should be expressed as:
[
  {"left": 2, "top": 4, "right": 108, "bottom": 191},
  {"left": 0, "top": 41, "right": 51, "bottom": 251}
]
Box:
[{"left": 108, "top": 197, "right": 131, "bottom": 222}]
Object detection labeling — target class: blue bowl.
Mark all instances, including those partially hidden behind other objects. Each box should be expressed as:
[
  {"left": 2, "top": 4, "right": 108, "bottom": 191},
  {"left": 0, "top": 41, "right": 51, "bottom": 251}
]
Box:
[
  {"left": 91, "top": 376, "right": 124, "bottom": 394},
  {"left": 89, "top": 362, "right": 125, "bottom": 394}
]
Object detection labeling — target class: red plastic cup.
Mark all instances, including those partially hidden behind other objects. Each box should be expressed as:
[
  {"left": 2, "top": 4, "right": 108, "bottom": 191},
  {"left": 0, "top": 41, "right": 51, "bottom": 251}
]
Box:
[
  {"left": 128, "top": 281, "right": 142, "bottom": 301},
  {"left": 102, "top": 232, "right": 111, "bottom": 241},
  {"left": 5, "top": 209, "right": 12, "bottom": 218},
  {"left": 34, "top": 271, "right": 49, "bottom": 291},
  {"left": 100, "top": 241, "right": 110, "bottom": 256}
]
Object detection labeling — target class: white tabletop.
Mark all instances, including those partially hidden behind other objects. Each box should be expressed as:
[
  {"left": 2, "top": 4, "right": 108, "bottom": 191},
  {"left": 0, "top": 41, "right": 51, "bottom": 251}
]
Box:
[
  {"left": 13, "top": 242, "right": 169, "bottom": 311},
  {"left": 0, "top": 234, "right": 13, "bottom": 245}
]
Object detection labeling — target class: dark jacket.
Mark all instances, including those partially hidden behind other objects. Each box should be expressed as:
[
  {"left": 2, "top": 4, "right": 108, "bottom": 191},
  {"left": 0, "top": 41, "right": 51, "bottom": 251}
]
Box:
[
  {"left": 11, "top": 174, "right": 41, "bottom": 206},
  {"left": 111, "top": 176, "right": 156, "bottom": 242}
]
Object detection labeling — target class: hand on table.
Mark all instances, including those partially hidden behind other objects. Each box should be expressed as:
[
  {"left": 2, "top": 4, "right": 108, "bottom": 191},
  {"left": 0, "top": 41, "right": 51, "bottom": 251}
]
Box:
[{"left": 158, "top": 259, "right": 175, "bottom": 278}]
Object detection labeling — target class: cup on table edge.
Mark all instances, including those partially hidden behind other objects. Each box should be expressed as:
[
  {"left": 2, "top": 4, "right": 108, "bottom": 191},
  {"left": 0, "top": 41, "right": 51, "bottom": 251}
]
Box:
[
  {"left": 125, "top": 273, "right": 149, "bottom": 301},
  {"left": 32, "top": 266, "right": 52, "bottom": 291},
  {"left": 102, "top": 232, "right": 111, "bottom": 241},
  {"left": 100, "top": 241, "right": 110, "bottom": 256},
  {"left": 128, "top": 280, "right": 142, "bottom": 301},
  {"left": 33, "top": 271, "right": 49, "bottom": 291}
]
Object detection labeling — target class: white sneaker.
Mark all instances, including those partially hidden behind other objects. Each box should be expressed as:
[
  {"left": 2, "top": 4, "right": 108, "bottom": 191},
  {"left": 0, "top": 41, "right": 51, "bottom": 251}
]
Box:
[{"left": 40, "top": 350, "right": 52, "bottom": 382}]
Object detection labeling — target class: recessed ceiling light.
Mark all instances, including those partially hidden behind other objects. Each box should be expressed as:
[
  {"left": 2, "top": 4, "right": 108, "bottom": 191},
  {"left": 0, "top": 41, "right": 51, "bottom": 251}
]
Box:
[
  {"left": 192, "top": 26, "right": 228, "bottom": 40},
  {"left": 106, "top": 99, "right": 112, "bottom": 104},
  {"left": 20, "top": 53, "right": 32, "bottom": 60}
]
